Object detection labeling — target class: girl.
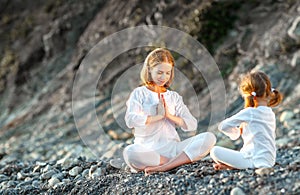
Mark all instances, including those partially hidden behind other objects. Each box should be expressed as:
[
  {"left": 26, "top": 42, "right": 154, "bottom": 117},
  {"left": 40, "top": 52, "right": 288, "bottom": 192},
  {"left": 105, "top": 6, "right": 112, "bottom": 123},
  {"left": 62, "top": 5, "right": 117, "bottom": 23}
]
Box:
[
  {"left": 210, "top": 71, "right": 283, "bottom": 170},
  {"left": 123, "top": 48, "right": 216, "bottom": 174}
]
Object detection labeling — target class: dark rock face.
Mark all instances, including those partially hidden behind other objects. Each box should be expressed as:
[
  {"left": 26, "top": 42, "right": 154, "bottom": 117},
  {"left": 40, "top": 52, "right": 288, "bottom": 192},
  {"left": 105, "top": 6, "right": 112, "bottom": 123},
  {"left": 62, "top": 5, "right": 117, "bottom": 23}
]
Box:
[{"left": 0, "top": 0, "right": 299, "bottom": 194}]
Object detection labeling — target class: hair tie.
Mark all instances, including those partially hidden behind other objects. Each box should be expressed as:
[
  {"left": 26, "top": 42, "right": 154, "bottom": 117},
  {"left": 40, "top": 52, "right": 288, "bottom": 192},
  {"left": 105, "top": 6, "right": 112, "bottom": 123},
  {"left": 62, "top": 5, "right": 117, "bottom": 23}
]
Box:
[
  {"left": 251, "top": 92, "right": 256, "bottom": 96},
  {"left": 271, "top": 88, "right": 275, "bottom": 92}
]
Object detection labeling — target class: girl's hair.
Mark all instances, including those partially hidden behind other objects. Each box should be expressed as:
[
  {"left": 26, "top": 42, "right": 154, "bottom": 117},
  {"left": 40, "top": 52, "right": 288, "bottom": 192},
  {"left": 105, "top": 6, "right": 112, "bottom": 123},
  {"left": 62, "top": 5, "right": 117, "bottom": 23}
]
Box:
[
  {"left": 140, "top": 48, "right": 175, "bottom": 88},
  {"left": 239, "top": 71, "right": 283, "bottom": 108}
]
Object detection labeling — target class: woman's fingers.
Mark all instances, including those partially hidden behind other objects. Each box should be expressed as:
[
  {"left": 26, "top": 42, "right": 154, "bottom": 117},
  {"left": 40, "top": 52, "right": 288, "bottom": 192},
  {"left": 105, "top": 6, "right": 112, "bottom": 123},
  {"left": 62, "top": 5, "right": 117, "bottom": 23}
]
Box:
[{"left": 161, "top": 94, "right": 166, "bottom": 107}]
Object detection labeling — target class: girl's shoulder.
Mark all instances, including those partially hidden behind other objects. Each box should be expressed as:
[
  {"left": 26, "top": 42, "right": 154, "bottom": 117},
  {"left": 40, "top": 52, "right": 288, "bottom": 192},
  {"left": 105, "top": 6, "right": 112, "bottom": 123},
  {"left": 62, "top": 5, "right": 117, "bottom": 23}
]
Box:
[
  {"left": 236, "top": 107, "right": 255, "bottom": 115},
  {"left": 239, "top": 106, "right": 273, "bottom": 115},
  {"left": 243, "top": 107, "right": 255, "bottom": 111},
  {"left": 243, "top": 106, "right": 272, "bottom": 111}
]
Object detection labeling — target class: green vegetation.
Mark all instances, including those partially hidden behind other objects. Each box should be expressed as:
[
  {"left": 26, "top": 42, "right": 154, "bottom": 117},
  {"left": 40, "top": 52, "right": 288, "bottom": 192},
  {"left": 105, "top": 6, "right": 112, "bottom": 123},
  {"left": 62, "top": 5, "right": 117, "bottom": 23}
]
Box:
[
  {"left": 196, "top": 1, "right": 241, "bottom": 55},
  {"left": 9, "top": 15, "right": 34, "bottom": 41}
]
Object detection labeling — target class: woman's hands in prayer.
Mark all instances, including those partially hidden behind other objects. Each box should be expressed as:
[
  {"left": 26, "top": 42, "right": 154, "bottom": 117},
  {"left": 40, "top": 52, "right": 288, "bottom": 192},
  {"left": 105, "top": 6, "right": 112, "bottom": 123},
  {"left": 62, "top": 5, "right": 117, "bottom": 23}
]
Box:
[{"left": 161, "top": 94, "right": 187, "bottom": 129}]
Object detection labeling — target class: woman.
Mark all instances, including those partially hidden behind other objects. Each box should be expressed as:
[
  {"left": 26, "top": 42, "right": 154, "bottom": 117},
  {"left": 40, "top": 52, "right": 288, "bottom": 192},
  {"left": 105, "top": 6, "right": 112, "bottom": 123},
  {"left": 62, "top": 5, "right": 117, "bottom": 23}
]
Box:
[{"left": 123, "top": 48, "right": 216, "bottom": 174}]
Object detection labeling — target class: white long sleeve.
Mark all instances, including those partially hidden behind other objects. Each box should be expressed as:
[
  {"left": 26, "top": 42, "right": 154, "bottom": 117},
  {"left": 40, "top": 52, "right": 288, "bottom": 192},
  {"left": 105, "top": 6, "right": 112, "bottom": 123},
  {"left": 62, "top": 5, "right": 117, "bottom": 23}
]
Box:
[
  {"left": 124, "top": 86, "right": 197, "bottom": 149},
  {"left": 218, "top": 106, "right": 277, "bottom": 168},
  {"left": 174, "top": 94, "right": 197, "bottom": 131},
  {"left": 125, "top": 90, "right": 148, "bottom": 128},
  {"left": 218, "top": 108, "right": 251, "bottom": 140}
]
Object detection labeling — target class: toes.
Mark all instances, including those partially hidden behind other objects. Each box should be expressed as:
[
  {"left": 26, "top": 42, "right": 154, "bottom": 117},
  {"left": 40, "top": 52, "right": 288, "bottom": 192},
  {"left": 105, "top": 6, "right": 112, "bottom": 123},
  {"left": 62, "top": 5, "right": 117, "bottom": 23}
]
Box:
[{"left": 213, "top": 163, "right": 221, "bottom": 170}]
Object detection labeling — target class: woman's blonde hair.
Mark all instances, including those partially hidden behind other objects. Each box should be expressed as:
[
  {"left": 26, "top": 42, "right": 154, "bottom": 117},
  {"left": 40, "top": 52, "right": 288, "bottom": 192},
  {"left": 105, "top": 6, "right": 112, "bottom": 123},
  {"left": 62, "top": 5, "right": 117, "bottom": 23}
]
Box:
[
  {"left": 239, "top": 71, "right": 283, "bottom": 108},
  {"left": 140, "top": 48, "right": 175, "bottom": 88}
]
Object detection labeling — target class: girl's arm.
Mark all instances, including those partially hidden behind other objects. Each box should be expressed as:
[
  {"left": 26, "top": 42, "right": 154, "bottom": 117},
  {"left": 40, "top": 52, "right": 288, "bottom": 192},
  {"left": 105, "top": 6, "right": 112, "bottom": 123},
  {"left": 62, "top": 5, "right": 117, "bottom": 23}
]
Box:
[{"left": 218, "top": 109, "right": 251, "bottom": 140}]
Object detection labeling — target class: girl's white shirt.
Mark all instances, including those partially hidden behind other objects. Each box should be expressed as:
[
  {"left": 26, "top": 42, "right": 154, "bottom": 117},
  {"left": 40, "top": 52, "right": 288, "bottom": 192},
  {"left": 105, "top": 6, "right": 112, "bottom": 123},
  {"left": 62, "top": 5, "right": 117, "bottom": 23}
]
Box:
[
  {"left": 125, "top": 86, "right": 197, "bottom": 151},
  {"left": 218, "top": 106, "right": 276, "bottom": 168}
]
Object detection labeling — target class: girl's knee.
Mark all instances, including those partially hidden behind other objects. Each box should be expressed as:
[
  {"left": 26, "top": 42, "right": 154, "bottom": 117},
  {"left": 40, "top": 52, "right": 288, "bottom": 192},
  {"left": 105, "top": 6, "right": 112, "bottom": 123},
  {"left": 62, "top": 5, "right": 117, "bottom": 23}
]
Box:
[{"left": 210, "top": 146, "right": 223, "bottom": 159}]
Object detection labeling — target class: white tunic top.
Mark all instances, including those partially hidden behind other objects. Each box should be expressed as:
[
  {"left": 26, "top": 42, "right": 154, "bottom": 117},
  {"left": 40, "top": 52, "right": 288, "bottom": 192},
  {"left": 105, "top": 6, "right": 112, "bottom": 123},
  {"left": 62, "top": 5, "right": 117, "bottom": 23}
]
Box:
[
  {"left": 218, "top": 106, "right": 276, "bottom": 168},
  {"left": 125, "top": 86, "right": 197, "bottom": 151}
]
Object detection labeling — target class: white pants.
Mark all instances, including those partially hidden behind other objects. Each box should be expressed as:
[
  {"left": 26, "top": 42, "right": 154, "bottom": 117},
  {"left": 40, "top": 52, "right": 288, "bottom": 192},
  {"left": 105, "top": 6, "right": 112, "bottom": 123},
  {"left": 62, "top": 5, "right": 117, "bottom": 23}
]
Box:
[
  {"left": 210, "top": 146, "right": 254, "bottom": 169},
  {"left": 123, "top": 132, "right": 216, "bottom": 170}
]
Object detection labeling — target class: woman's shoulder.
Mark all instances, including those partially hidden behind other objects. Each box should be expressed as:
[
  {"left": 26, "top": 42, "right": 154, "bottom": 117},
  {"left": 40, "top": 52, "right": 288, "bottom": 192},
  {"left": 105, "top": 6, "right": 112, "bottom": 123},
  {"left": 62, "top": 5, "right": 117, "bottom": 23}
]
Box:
[
  {"left": 164, "top": 89, "right": 176, "bottom": 96},
  {"left": 132, "top": 86, "right": 146, "bottom": 92},
  {"left": 130, "top": 86, "right": 149, "bottom": 97},
  {"left": 166, "top": 90, "right": 184, "bottom": 102}
]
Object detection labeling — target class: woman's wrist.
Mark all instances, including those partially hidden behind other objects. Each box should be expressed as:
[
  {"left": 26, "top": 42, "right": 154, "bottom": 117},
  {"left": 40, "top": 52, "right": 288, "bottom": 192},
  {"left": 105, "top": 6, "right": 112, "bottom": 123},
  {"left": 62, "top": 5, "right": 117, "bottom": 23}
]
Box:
[
  {"left": 166, "top": 114, "right": 186, "bottom": 128},
  {"left": 146, "top": 115, "right": 164, "bottom": 125}
]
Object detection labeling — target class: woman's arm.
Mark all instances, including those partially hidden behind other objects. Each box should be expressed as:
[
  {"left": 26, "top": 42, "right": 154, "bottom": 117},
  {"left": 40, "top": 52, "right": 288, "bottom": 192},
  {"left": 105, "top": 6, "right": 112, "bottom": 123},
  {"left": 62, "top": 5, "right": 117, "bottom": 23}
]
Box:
[
  {"left": 145, "top": 115, "right": 165, "bottom": 125},
  {"left": 125, "top": 88, "right": 165, "bottom": 128},
  {"left": 125, "top": 89, "right": 148, "bottom": 128},
  {"left": 165, "top": 112, "right": 188, "bottom": 129},
  {"left": 162, "top": 94, "right": 188, "bottom": 129}
]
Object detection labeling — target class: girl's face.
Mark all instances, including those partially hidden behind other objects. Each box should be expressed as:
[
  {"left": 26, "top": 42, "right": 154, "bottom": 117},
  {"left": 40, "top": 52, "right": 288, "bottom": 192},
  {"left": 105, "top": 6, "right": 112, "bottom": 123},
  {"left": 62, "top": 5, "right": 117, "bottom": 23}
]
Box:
[{"left": 150, "top": 63, "right": 173, "bottom": 87}]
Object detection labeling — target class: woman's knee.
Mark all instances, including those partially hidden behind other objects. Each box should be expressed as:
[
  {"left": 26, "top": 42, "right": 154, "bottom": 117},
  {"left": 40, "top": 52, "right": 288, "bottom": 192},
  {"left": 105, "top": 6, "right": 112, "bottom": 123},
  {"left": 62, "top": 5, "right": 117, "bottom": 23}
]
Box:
[
  {"left": 207, "top": 132, "right": 217, "bottom": 144},
  {"left": 123, "top": 145, "right": 136, "bottom": 162},
  {"left": 200, "top": 132, "right": 217, "bottom": 147}
]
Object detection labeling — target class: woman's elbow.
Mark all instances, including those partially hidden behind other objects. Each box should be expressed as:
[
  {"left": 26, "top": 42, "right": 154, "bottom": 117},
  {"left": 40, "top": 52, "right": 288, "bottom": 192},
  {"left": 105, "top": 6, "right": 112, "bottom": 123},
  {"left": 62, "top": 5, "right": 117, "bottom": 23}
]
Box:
[{"left": 184, "top": 119, "right": 197, "bottom": 131}]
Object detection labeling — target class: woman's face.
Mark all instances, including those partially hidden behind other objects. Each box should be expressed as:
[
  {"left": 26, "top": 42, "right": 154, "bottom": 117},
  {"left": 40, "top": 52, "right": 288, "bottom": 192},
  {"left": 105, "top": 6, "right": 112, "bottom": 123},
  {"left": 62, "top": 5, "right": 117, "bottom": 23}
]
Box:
[{"left": 150, "top": 63, "right": 173, "bottom": 86}]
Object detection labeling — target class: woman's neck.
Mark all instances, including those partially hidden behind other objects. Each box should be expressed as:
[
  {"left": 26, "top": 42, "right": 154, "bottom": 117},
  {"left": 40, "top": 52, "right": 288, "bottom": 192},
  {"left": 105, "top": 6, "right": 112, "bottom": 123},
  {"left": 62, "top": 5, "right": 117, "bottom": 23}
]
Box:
[{"left": 146, "top": 83, "right": 167, "bottom": 93}]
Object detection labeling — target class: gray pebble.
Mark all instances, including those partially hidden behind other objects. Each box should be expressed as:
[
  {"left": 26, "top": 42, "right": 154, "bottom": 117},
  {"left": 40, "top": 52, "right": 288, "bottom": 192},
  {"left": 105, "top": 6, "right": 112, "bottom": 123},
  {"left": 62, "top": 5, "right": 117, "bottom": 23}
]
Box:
[
  {"left": 48, "top": 177, "right": 60, "bottom": 187},
  {"left": 68, "top": 166, "right": 83, "bottom": 176},
  {"left": 230, "top": 187, "right": 246, "bottom": 195}
]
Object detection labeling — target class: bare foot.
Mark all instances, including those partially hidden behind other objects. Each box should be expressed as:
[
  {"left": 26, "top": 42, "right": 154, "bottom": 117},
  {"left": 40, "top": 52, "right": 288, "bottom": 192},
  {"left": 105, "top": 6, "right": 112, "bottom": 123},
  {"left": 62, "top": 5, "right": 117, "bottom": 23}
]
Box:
[
  {"left": 213, "top": 163, "right": 234, "bottom": 170},
  {"left": 144, "top": 165, "right": 164, "bottom": 175}
]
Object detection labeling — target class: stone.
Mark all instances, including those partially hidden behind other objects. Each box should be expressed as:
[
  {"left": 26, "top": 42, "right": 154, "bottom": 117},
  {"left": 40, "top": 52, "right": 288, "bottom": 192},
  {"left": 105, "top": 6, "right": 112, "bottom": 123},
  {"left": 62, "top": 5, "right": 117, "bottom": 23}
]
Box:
[
  {"left": 40, "top": 170, "right": 56, "bottom": 180},
  {"left": 81, "top": 169, "right": 89, "bottom": 178},
  {"left": 255, "top": 168, "right": 274, "bottom": 176},
  {"left": 17, "top": 172, "right": 25, "bottom": 180},
  {"left": 31, "top": 180, "right": 39, "bottom": 188},
  {"left": 280, "top": 111, "right": 294, "bottom": 122},
  {"left": 48, "top": 177, "right": 60, "bottom": 187},
  {"left": 109, "top": 158, "right": 126, "bottom": 169},
  {"left": 288, "top": 16, "right": 300, "bottom": 42},
  {"left": 68, "top": 166, "right": 83, "bottom": 176},
  {"left": 230, "top": 187, "right": 246, "bottom": 195},
  {"left": 176, "top": 168, "right": 188, "bottom": 175},
  {"left": 90, "top": 168, "right": 104, "bottom": 179}
]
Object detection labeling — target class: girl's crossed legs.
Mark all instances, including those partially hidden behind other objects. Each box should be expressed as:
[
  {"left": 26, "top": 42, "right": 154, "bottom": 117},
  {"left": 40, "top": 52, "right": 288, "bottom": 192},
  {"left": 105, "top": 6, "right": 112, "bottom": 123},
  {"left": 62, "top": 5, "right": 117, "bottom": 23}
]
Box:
[{"left": 210, "top": 146, "right": 254, "bottom": 170}]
